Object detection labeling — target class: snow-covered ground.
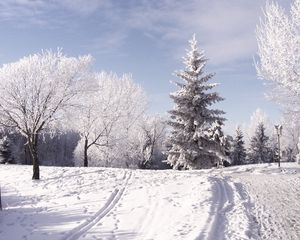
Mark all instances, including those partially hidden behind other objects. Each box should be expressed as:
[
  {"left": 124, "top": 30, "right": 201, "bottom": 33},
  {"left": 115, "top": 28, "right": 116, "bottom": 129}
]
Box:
[{"left": 0, "top": 163, "right": 299, "bottom": 240}]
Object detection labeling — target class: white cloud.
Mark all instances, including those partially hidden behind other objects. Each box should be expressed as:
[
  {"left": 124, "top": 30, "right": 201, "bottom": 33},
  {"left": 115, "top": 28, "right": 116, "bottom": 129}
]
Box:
[
  {"left": 0, "top": 0, "right": 293, "bottom": 65},
  {"left": 119, "top": 0, "right": 264, "bottom": 65},
  {"left": 85, "top": 30, "right": 128, "bottom": 55},
  {"left": 57, "top": 0, "right": 110, "bottom": 15},
  {"left": 0, "top": 0, "right": 109, "bottom": 25}
]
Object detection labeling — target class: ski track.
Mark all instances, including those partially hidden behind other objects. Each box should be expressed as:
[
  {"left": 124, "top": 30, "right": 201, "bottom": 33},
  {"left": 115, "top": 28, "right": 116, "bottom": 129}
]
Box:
[
  {"left": 198, "top": 175, "right": 233, "bottom": 240},
  {"left": 2, "top": 163, "right": 299, "bottom": 240},
  {"left": 62, "top": 170, "right": 132, "bottom": 240},
  {"left": 198, "top": 174, "right": 258, "bottom": 240},
  {"left": 88, "top": 171, "right": 212, "bottom": 240}
]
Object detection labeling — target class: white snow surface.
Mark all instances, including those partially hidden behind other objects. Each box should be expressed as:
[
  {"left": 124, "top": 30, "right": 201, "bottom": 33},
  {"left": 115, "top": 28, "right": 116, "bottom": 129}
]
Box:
[{"left": 0, "top": 162, "right": 299, "bottom": 240}]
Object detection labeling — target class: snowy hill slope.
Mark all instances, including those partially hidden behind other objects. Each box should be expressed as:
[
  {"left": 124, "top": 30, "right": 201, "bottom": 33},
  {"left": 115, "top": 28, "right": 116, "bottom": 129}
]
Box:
[{"left": 0, "top": 163, "right": 299, "bottom": 240}]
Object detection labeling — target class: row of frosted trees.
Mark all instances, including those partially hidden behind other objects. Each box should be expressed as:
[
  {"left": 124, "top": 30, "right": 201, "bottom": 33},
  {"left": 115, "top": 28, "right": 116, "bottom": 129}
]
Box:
[
  {"left": 0, "top": 34, "right": 296, "bottom": 180},
  {"left": 231, "top": 123, "right": 295, "bottom": 166},
  {"left": 0, "top": 33, "right": 230, "bottom": 180},
  {"left": 0, "top": 51, "right": 168, "bottom": 179},
  {"left": 1, "top": 0, "right": 300, "bottom": 179}
]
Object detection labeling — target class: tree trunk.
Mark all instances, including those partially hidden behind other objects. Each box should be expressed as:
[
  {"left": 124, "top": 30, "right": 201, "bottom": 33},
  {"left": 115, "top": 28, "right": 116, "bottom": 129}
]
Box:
[
  {"left": 84, "top": 138, "right": 88, "bottom": 167},
  {"left": 28, "top": 133, "right": 40, "bottom": 180}
]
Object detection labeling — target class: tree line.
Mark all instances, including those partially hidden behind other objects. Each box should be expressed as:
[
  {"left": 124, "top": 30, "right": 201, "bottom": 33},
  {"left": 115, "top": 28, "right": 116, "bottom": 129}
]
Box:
[
  {"left": 1, "top": 0, "right": 300, "bottom": 179},
  {"left": 0, "top": 51, "right": 168, "bottom": 179}
]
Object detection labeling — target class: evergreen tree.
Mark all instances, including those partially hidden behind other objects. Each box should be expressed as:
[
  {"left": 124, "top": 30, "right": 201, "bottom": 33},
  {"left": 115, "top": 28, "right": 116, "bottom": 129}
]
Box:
[
  {"left": 167, "top": 35, "right": 225, "bottom": 169},
  {"left": 209, "top": 121, "right": 232, "bottom": 166},
  {"left": 232, "top": 127, "right": 246, "bottom": 165},
  {"left": 248, "top": 122, "right": 270, "bottom": 164}
]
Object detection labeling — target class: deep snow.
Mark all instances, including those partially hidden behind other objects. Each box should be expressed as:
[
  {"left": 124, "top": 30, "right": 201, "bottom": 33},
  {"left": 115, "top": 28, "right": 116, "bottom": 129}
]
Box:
[{"left": 0, "top": 163, "right": 299, "bottom": 240}]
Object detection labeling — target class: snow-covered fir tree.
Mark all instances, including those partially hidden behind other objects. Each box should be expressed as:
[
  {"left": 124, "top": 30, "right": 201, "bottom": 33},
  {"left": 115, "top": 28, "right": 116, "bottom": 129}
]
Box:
[
  {"left": 248, "top": 122, "right": 270, "bottom": 164},
  {"left": 209, "top": 121, "right": 231, "bottom": 166},
  {"left": 231, "top": 127, "right": 246, "bottom": 165},
  {"left": 167, "top": 34, "right": 225, "bottom": 170}
]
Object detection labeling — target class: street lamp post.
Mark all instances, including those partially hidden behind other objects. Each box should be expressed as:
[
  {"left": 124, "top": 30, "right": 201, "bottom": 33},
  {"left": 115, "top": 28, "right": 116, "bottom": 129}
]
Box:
[{"left": 274, "top": 125, "right": 283, "bottom": 167}]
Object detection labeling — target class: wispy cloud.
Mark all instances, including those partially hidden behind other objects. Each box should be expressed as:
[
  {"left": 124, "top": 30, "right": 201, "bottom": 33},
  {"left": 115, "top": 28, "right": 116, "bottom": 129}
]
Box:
[
  {"left": 85, "top": 30, "right": 128, "bottom": 55},
  {"left": 0, "top": 0, "right": 47, "bottom": 24},
  {"left": 57, "top": 0, "right": 110, "bottom": 16},
  {"left": 0, "top": 0, "right": 109, "bottom": 26},
  {"left": 0, "top": 0, "right": 291, "bottom": 65},
  {"left": 119, "top": 0, "right": 263, "bottom": 65}
]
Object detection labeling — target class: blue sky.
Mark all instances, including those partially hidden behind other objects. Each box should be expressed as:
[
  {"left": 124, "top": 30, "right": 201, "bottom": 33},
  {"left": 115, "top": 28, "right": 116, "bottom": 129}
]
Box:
[{"left": 0, "top": 0, "right": 292, "bottom": 133}]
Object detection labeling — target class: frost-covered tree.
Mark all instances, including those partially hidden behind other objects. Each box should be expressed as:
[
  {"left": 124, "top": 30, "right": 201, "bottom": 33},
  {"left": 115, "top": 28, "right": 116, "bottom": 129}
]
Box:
[
  {"left": 167, "top": 35, "right": 225, "bottom": 170},
  {"left": 256, "top": 0, "right": 300, "bottom": 163},
  {"left": 138, "top": 115, "right": 167, "bottom": 169},
  {"left": 232, "top": 127, "right": 247, "bottom": 165},
  {"left": 248, "top": 122, "right": 271, "bottom": 164},
  {"left": 72, "top": 72, "right": 146, "bottom": 167},
  {"left": 282, "top": 147, "right": 296, "bottom": 162},
  {"left": 281, "top": 114, "right": 300, "bottom": 156},
  {"left": 256, "top": 0, "right": 300, "bottom": 118},
  {"left": 0, "top": 50, "right": 92, "bottom": 179}
]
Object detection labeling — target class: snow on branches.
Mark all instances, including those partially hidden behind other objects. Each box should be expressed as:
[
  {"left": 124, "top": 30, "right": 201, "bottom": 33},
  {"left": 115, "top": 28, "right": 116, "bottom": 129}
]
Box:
[
  {"left": 72, "top": 72, "right": 147, "bottom": 168},
  {"left": 256, "top": 0, "right": 300, "bottom": 115},
  {"left": 0, "top": 50, "right": 92, "bottom": 179},
  {"left": 167, "top": 34, "right": 226, "bottom": 170}
]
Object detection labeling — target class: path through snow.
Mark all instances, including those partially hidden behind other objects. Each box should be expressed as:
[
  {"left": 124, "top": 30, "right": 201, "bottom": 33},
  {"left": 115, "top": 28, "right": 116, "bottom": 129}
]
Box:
[{"left": 0, "top": 163, "right": 299, "bottom": 239}]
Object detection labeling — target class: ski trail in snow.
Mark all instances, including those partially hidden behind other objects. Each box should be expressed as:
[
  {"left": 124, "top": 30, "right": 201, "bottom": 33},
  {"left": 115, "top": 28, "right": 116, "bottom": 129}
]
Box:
[
  {"left": 204, "top": 176, "right": 233, "bottom": 240},
  {"left": 62, "top": 170, "right": 132, "bottom": 240},
  {"left": 198, "top": 174, "right": 258, "bottom": 240}
]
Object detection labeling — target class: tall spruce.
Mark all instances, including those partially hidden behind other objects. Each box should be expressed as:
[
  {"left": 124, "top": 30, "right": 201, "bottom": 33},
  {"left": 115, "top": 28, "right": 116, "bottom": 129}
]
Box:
[
  {"left": 248, "top": 122, "right": 270, "bottom": 163},
  {"left": 232, "top": 127, "right": 246, "bottom": 165},
  {"left": 167, "top": 35, "right": 225, "bottom": 169}
]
